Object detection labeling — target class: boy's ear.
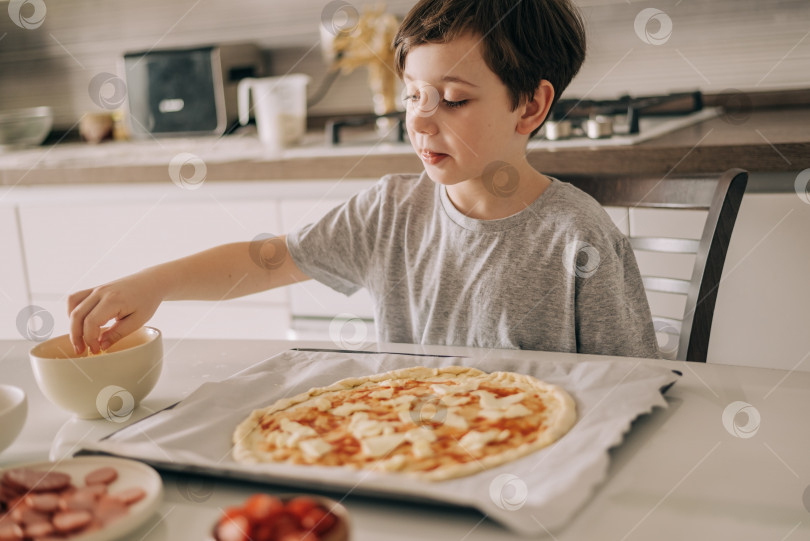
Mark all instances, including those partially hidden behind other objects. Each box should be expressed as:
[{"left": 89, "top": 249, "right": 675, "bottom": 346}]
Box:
[{"left": 516, "top": 80, "right": 555, "bottom": 136}]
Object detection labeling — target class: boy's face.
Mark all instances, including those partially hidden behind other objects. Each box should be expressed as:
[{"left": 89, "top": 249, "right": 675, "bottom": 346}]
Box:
[{"left": 402, "top": 33, "right": 529, "bottom": 187}]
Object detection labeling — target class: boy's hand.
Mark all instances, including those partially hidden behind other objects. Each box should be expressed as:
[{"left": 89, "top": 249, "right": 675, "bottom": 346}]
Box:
[
  {"left": 68, "top": 272, "right": 163, "bottom": 355},
  {"left": 66, "top": 239, "right": 308, "bottom": 355}
]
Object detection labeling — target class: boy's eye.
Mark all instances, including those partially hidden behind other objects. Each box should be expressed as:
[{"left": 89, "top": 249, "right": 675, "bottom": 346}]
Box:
[
  {"left": 403, "top": 93, "right": 468, "bottom": 109},
  {"left": 443, "top": 99, "right": 467, "bottom": 109}
]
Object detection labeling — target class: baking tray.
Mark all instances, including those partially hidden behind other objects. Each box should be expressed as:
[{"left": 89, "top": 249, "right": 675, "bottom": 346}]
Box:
[{"left": 76, "top": 349, "right": 680, "bottom": 536}]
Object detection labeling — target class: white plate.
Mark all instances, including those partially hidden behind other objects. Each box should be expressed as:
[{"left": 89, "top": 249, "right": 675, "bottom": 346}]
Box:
[{"left": 1, "top": 455, "right": 163, "bottom": 541}]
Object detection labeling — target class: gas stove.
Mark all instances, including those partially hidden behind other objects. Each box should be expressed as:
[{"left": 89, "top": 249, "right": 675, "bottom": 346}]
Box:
[
  {"left": 533, "top": 90, "right": 718, "bottom": 148},
  {"left": 324, "top": 91, "right": 718, "bottom": 148}
]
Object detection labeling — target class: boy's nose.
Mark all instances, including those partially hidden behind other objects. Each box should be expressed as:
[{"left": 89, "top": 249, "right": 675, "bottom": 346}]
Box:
[
  {"left": 406, "top": 84, "right": 441, "bottom": 135},
  {"left": 407, "top": 109, "right": 439, "bottom": 136}
]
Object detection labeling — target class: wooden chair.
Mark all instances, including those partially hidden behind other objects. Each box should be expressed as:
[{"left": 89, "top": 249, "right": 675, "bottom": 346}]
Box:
[{"left": 561, "top": 169, "right": 748, "bottom": 362}]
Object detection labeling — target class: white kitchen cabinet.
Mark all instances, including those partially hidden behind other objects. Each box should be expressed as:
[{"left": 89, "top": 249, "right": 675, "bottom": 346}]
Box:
[
  {"left": 12, "top": 183, "right": 288, "bottom": 341},
  {"left": 708, "top": 189, "right": 810, "bottom": 372},
  {"left": 0, "top": 205, "right": 30, "bottom": 340},
  {"left": 9, "top": 180, "right": 375, "bottom": 342},
  {"left": 19, "top": 199, "right": 285, "bottom": 303}
]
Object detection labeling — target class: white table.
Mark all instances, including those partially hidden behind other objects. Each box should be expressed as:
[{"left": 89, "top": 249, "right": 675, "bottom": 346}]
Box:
[{"left": 2, "top": 338, "right": 809, "bottom": 540}]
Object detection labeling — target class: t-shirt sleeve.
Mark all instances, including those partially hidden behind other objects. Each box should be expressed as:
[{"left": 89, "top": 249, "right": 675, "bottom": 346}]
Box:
[
  {"left": 574, "top": 236, "right": 661, "bottom": 358},
  {"left": 285, "top": 178, "right": 385, "bottom": 296}
]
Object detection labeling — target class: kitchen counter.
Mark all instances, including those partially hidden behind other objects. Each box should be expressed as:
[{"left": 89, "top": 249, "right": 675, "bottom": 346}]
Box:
[
  {"left": 1, "top": 107, "right": 808, "bottom": 187},
  {"left": 2, "top": 338, "right": 809, "bottom": 540}
]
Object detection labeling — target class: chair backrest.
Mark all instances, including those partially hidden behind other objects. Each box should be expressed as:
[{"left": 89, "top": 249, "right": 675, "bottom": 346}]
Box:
[{"left": 561, "top": 169, "right": 748, "bottom": 362}]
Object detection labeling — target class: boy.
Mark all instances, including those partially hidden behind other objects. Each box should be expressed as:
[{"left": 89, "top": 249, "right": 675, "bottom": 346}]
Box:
[{"left": 68, "top": 0, "right": 659, "bottom": 359}]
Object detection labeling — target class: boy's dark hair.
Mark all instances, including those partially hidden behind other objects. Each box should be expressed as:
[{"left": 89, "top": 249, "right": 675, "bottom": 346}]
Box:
[{"left": 393, "top": 0, "right": 586, "bottom": 136}]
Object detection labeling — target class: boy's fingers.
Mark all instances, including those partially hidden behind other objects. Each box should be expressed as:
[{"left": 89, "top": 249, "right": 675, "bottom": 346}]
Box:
[
  {"left": 82, "top": 307, "right": 115, "bottom": 354},
  {"left": 69, "top": 292, "right": 100, "bottom": 354},
  {"left": 67, "top": 289, "right": 92, "bottom": 316},
  {"left": 98, "top": 317, "right": 140, "bottom": 351},
  {"left": 68, "top": 289, "right": 94, "bottom": 354}
]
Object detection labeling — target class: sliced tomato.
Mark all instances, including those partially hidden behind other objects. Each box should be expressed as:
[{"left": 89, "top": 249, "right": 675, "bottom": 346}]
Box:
[
  {"left": 284, "top": 497, "right": 318, "bottom": 520},
  {"left": 244, "top": 493, "right": 284, "bottom": 524},
  {"left": 250, "top": 521, "right": 275, "bottom": 541},
  {"left": 215, "top": 514, "right": 251, "bottom": 541}
]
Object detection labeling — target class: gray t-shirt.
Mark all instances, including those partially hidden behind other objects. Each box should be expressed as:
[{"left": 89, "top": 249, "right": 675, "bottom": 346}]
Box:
[{"left": 287, "top": 172, "right": 659, "bottom": 358}]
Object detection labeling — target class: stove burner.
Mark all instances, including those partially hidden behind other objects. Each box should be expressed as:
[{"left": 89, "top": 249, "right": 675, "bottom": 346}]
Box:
[
  {"left": 325, "top": 91, "right": 705, "bottom": 144},
  {"left": 326, "top": 111, "right": 406, "bottom": 145},
  {"left": 543, "top": 90, "right": 704, "bottom": 141}
]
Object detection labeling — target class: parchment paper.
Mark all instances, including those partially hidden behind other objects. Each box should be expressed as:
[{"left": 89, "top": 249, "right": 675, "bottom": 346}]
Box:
[{"left": 77, "top": 349, "right": 679, "bottom": 536}]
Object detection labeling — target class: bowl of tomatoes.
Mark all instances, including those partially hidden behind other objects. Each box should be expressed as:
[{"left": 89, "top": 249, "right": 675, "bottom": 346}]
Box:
[{"left": 212, "top": 493, "right": 350, "bottom": 541}]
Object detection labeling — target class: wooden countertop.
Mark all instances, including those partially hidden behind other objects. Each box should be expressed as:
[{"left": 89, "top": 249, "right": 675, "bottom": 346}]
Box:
[
  {"left": 532, "top": 107, "right": 810, "bottom": 177},
  {"left": 1, "top": 107, "right": 808, "bottom": 187}
]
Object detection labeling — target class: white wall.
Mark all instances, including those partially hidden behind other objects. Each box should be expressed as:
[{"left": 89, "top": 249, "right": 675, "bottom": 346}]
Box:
[
  {"left": 1, "top": 0, "right": 808, "bottom": 129},
  {"left": 708, "top": 172, "right": 810, "bottom": 372}
]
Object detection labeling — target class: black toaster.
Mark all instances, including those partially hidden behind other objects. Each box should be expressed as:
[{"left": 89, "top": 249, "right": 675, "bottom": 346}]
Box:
[{"left": 123, "top": 43, "right": 263, "bottom": 137}]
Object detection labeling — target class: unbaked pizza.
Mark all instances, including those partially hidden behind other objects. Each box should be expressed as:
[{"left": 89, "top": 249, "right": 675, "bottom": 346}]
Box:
[{"left": 232, "top": 366, "right": 576, "bottom": 481}]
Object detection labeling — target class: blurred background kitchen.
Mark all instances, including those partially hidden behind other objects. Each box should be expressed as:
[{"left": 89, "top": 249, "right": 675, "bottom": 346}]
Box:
[
  {"left": 1, "top": 0, "right": 808, "bottom": 128},
  {"left": 1, "top": 0, "right": 809, "bottom": 372}
]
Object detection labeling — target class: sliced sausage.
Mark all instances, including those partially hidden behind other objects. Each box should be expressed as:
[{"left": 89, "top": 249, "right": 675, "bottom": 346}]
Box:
[
  {"left": 24, "top": 493, "right": 60, "bottom": 514},
  {"left": 52, "top": 509, "right": 92, "bottom": 533},
  {"left": 59, "top": 490, "right": 96, "bottom": 512},
  {"left": 94, "top": 497, "right": 128, "bottom": 525},
  {"left": 110, "top": 486, "right": 146, "bottom": 506},
  {"left": 0, "top": 485, "right": 24, "bottom": 505},
  {"left": 0, "top": 472, "right": 24, "bottom": 493},
  {"left": 2, "top": 469, "right": 71, "bottom": 494},
  {"left": 84, "top": 467, "right": 118, "bottom": 486},
  {"left": 80, "top": 484, "right": 108, "bottom": 499},
  {"left": 0, "top": 522, "right": 23, "bottom": 541},
  {"left": 9, "top": 504, "right": 49, "bottom": 527},
  {"left": 0, "top": 464, "right": 141, "bottom": 537},
  {"left": 22, "top": 520, "right": 54, "bottom": 538}
]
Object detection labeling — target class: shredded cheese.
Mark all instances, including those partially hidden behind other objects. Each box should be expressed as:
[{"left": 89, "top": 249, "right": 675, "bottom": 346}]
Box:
[{"left": 299, "top": 438, "right": 332, "bottom": 459}]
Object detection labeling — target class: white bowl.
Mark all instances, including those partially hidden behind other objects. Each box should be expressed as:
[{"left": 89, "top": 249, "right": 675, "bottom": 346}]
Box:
[
  {"left": 30, "top": 327, "right": 163, "bottom": 420},
  {"left": 0, "top": 106, "right": 53, "bottom": 147},
  {"left": 0, "top": 385, "right": 27, "bottom": 454}
]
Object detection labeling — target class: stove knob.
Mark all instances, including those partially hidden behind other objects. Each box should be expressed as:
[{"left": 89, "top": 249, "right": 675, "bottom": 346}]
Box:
[
  {"left": 544, "top": 119, "right": 572, "bottom": 140},
  {"left": 586, "top": 116, "right": 613, "bottom": 139}
]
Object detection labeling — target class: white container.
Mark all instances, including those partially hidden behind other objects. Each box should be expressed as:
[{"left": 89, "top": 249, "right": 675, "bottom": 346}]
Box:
[
  {"left": 0, "top": 106, "right": 53, "bottom": 147},
  {"left": 238, "top": 74, "right": 310, "bottom": 151},
  {"left": 29, "top": 326, "right": 163, "bottom": 419},
  {"left": 0, "top": 385, "right": 27, "bottom": 454}
]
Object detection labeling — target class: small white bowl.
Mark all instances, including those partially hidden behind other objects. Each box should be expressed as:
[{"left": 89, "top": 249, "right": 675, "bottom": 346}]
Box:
[
  {"left": 0, "top": 385, "right": 27, "bottom": 453},
  {"left": 0, "top": 106, "right": 53, "bottom": 147},
  {"left": 30, "top": 327, "right": 163, "bottom": 420}
]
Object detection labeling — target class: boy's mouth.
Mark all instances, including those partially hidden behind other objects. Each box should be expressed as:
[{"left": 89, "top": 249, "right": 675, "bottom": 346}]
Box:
[{"left": 420, "top": 150, "right": 448, "bottom": 165}]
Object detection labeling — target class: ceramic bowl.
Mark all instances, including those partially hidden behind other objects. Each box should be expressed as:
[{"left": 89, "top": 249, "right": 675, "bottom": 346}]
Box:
[
  {"left": 29, "top": 327, "right": 163, "bottom": 420},
  {"left": 0, "top": 106, "right": 53, "bottom": 147},
  {"left": 211, "top": 493, "right": 350, "bottom": 541},
  {"left": 0, "top": 385, "right": 27, "bottom": 453}
]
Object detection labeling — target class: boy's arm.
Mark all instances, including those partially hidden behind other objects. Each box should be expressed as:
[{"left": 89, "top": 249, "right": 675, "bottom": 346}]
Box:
[
  {"left": 574, "top": 237, "right": 659, "bottom": 359},
  {"left": 68, "top": 236, "right": 309, "bottom": 355}
]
